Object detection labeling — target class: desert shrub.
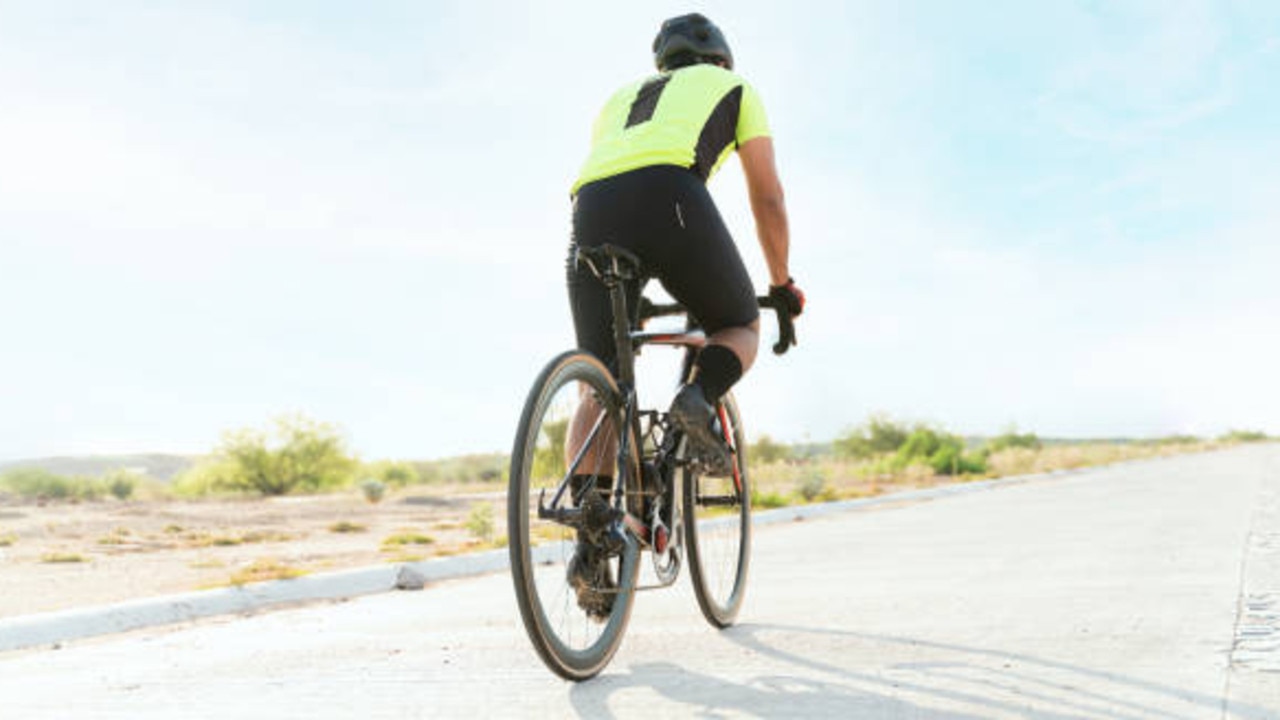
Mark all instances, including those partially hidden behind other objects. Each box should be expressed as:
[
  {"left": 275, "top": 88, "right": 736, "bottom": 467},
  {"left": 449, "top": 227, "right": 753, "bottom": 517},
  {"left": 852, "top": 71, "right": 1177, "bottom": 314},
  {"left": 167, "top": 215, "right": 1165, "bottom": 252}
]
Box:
[
  {"left": 41, "top": 552, "right": 88, "bottom": 563},
  {"left": 466, "top": 502, "right": 495, "bottom": 542},
  {"left": 382, "top": 531, "right": 435, "bottom": 548},
  {"left": 228, "top": 558, "right": 306, "bottom": 585},
  {"left": 928, "top": 443, "right": 988, "bottom": 476},
  {"left": 751, "top": 435, "right": 791, "bottom": 464},
  {"left": 171, "top": 459, "right": 242, "bottom": 497},
  {"left": 103, "top": 469, "right": 141, "bottom": 500},
  {"left": 213, "top": 415, "right": 357, "bottom": 496},
  {"left": 360, "top": 479, "right": 387, "bottom": 503},
  {"left": 531, "top": 418, "right": 569, "bottom": 483},
  {"left": 835, "top": 414, "right": 912, "bottom": 459},
  {"left": 987, "top": 427, "right": 1042, "bottom": 452},
  {"left": 1219, "top": 429, "right": 1269, "bottom": 443},
  {"left": 414, "top": 452, "right": 510, "bottom": 485},
  {"left": 797, "top": 475, "right": 826, "bottom": 502},
  {"left": 891, "top": 427, "right": 988, "bottom": 476},
  {"left": 363, "top": 461, "right": 417, "bottom": 487},
  {"left": 895, "top": 427, "right": 948, "bottom": 464},
  {"left": 0, "top": 468, "right": 102, "bottom": 501},
  {"left": 1150, "top": 434, "right": 1200, "bottom": 445},
  {"left": 751, "top": 488, "right": 788, "bottom": 509}
]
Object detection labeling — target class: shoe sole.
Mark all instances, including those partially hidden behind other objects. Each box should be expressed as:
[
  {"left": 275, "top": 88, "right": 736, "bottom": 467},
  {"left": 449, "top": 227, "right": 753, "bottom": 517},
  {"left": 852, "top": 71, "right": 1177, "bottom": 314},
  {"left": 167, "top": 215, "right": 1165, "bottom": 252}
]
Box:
[{"left": 670, "top": 391, "right": 733, "bottom": 475}]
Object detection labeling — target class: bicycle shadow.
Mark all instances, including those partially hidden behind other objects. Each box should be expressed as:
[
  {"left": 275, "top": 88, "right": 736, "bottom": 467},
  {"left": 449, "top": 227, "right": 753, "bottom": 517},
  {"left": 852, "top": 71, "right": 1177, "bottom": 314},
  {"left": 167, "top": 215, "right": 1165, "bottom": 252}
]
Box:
[
  {"left": 568, "top": 658, "right": 986, "bottom": 720},
  {"left": 568, "top": 623, "right": 1273, "bottom": 719}
]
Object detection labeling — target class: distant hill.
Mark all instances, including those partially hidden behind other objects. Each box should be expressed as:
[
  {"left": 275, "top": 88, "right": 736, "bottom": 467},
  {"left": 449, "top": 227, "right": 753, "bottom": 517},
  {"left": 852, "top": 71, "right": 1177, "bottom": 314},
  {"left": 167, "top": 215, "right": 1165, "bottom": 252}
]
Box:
[{"left": 0, "top": 454, "right": 197, "bottom": 482}]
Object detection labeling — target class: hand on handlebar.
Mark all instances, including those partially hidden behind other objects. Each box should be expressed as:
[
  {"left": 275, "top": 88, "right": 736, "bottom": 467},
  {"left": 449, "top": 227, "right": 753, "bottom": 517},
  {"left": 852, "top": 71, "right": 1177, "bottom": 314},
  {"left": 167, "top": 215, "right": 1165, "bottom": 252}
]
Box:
[
  {"left": 762, "top": 278, "right": 803, "bottom": 355},
  {"left": 768, "top": 278, "right": 805, "bottom": 318}
]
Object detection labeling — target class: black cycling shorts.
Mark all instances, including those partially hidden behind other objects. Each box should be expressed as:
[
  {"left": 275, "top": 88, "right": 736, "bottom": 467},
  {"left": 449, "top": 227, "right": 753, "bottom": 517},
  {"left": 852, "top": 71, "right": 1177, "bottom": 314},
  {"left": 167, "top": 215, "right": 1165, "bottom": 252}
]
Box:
[{"left": 567, "top": 165, "right": 759, "bottom": 371}]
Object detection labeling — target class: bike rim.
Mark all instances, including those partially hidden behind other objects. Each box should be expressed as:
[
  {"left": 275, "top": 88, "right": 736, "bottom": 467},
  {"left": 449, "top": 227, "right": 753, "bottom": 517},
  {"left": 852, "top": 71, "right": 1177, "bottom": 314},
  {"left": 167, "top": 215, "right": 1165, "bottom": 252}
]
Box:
[
  {"left": 510, "top": 354, "right": 638, "bottom": 675},
  {"left": 686, "top": 394, "right": 750, "bottom": 624}
]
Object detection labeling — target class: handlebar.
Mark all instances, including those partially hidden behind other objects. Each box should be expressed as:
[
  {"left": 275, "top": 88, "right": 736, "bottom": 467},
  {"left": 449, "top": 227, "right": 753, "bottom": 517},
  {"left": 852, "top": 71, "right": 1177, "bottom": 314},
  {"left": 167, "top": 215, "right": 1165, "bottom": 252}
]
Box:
[{"left": 638, "top": 296, "right": 797, "bottom": 355}]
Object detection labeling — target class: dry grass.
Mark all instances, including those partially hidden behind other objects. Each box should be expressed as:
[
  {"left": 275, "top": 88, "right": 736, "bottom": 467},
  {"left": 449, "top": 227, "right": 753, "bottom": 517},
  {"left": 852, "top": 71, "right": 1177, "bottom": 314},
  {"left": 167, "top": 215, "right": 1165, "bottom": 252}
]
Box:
[
  {"left": 41, "top": 552, "right": 88, "bottom": 564},
  {"left": 386, "top": 552, "right": 427, "bottom": 562},
  {"left": 327, "top": 521, "right": 367, "bottom": 534},
  {"left": 185, "top": 530, "right": 296, "bottom": 548},
  {"left": 381, "top": 530, "right": 435, "bottom": 549},
  {"left": 749, "top": 440, "right": 1229, "bottom": 507},
  {"left": 226, "top": 558, "right": 307, "bottom": 586},
  {"left": 986, "top": 441, "right": 1224, "bottom": 477}
]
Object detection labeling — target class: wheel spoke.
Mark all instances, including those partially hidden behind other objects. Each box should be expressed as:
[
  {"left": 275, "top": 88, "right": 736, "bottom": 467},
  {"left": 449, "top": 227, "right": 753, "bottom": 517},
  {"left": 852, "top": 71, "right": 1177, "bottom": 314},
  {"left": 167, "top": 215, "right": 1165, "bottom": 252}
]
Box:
[
  {"left": 508, "top": 352, "right": 639, "bottom": 680},
  {"left": 684, "top": 392, "right": 751, "bottom": 628}
]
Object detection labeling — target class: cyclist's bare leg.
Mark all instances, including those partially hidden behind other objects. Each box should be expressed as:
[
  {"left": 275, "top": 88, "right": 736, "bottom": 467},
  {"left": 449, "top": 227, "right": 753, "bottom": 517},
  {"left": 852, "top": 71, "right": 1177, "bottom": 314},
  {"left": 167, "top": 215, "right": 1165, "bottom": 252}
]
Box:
[
  {"left": 565, "top": 383, "right": 618, "bottom": 481},
  {"left": 705, "top": 318, "right": 761, "bottom": 376}
]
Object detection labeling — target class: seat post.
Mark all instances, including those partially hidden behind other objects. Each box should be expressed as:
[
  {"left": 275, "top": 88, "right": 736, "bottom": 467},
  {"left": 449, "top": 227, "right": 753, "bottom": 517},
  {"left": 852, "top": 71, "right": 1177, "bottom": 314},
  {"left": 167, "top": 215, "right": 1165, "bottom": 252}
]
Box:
[
  {"left": 607, "top": 276, "right": 637, "bottom": 388},
  {"left": 576, "top": 243, "right": 642, "bottom": 388}
]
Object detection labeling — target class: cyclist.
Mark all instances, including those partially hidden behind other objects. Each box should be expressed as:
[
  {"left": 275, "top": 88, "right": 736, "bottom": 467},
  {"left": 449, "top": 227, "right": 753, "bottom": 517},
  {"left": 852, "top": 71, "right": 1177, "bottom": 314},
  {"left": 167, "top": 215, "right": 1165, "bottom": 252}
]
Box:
[{"left": 564, "top": 13, "right": 804, "bottom": 619}]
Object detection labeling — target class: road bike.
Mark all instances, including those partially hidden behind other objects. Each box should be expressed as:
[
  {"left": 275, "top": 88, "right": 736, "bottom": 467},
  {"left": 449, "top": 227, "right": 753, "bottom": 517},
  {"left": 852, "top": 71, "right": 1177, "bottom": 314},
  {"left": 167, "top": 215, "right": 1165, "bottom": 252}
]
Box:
[{"left": 507, "top": 243, "right": 795, "bottom": 680}]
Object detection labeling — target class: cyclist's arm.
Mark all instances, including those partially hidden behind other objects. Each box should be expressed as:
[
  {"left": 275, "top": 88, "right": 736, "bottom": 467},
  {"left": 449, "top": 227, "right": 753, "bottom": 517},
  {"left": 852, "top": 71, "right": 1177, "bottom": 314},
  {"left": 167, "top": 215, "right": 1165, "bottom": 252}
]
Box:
[{"left": 738, "top": 136, "right": 791, "bottom": 286}]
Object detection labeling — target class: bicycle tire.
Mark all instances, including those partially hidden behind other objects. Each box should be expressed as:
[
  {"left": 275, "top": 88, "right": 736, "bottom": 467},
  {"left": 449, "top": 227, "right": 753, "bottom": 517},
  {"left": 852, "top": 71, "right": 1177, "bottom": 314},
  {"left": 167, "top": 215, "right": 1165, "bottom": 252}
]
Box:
[
  {"left": 508, "top": 350, "right": 641, "bottom": 680},
  {"left": 683, "top": 391, "right": 752, "bottom": 628}
]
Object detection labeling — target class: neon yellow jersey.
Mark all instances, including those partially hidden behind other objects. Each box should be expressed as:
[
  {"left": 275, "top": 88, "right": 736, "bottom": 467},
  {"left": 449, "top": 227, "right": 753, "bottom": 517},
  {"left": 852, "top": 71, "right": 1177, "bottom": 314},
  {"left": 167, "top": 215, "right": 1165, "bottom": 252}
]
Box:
[{"left": 572, "top": 64, "right": 771, "bottom": 195}]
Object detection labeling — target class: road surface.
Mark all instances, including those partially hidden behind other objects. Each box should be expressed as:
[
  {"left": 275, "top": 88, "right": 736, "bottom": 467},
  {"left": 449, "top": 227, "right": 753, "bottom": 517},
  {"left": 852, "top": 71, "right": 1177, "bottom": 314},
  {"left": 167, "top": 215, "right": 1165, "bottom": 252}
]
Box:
[{"left": 3, "top": 445, "right": 1278, "bottom": 718}]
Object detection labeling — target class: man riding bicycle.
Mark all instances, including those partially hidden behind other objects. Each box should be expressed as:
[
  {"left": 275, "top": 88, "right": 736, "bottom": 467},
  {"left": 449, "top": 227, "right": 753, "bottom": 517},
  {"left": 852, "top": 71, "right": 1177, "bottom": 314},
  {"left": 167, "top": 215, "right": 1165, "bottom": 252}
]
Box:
[{"left": 565, "top": 13, "right": 804, "bottom": 618}]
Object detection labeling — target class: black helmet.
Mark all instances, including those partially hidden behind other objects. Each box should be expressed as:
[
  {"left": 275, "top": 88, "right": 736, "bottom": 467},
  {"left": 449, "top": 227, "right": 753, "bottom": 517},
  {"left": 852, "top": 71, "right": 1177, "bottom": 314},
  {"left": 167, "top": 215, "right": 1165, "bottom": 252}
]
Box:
[{"left": 652, "top": 13, "right": 733, "bottom": 72}]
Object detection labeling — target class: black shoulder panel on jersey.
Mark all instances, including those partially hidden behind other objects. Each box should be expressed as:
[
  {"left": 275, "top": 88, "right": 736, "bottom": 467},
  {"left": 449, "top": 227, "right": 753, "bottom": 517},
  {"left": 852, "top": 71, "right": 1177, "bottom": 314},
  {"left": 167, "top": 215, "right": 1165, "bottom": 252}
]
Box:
[
  {"left": 625, "top": 75, "right": 673, "bottom": 128},
  {"left": 691, "top": 85, "right": 743, "bottom": 180}
]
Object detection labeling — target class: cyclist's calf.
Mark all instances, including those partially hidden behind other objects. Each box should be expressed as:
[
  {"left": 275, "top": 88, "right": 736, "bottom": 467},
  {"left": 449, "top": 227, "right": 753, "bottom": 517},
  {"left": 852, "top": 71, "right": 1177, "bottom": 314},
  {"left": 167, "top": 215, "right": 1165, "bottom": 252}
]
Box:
[{"left": 708, "top": 318, "right": 762, "bottom": 375}]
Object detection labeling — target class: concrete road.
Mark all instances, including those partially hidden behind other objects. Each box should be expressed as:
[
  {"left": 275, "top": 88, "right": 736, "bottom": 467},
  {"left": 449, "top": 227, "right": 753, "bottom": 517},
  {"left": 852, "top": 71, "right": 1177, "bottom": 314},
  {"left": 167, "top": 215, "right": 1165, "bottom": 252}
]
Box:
[{"left": 3, "top": 446, "right": 1278, "bottom": 719}]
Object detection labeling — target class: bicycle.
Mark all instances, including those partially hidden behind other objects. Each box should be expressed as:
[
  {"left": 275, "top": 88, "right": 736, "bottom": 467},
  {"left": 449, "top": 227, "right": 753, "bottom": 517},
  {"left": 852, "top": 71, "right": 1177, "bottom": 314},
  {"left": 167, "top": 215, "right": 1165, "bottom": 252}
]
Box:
[{"left": 507, "top": 243, "right": 796, "bottom": 680}]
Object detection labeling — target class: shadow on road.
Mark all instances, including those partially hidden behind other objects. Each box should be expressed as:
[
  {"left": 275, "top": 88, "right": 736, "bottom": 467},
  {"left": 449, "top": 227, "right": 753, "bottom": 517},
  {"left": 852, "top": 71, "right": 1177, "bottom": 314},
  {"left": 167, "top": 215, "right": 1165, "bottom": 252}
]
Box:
[
  {"left": 568, "top": 658, "right": 986, "bottom": 720},
  {"left": 567, "top": 623, "right": 1269, "bottom": 719}
]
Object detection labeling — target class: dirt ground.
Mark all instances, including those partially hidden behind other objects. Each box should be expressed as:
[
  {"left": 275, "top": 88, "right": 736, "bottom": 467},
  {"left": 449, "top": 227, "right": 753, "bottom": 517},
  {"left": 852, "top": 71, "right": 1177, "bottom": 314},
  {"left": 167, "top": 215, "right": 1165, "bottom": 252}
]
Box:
[{"left": 0, "top": 489, "right": 507, "bottom": 618}]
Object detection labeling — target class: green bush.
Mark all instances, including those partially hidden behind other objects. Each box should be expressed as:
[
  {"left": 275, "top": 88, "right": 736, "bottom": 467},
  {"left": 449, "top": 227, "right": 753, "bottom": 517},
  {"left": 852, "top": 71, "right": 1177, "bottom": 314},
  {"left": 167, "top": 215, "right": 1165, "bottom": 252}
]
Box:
[
  {"left": 171, "top": 459, "right": 240, "bottom": 497},
  {"left": 751, "top": 435, "right": 791, "bottom": 464},
  {"left": 530, "top": 419, "right": 569, "bottom": 483},
  {"left": 895, "top": 427, "right": 947, "bottom": 464},
  {"left": 1219, "top": 429, "right": 1269, "bottom": 443},
  {"left": 890, "top": 427, "right": 988, "bottom": 476},
  {"left": 928, "top": 443, "right": 988, "bottom": 476},
  {"left": 103, "top": 469, "right": 140, "bottom": 500},
  {"left": 0, "top": 468, "right": 102, "bottom": 501},
  {"left": 835, "top": 414, "right": 912, "bottom": 459},
  {"left": 1151, "top": 434, "right": 1201, "bottom": 446},
  {"left": 172, "top": 416, "right": 357, "bottom": 497},
  {"left": 415, "top": 452, "right": 510, "bottom": 485},
  {"left": 360, "top": 479, "right": 387, "bottom": 503},
  {"left": 987, "top": 426, "right": 1043, "bottom": 452},
  {"left": 750, "top": 489, "right": 789, "bottom": 509},
  {"left": 362, "top": 461, "right": 418, "bottom": 487},
  {"left": 796, "top": 475, "right": 826, "bottom": 502},
  {"left": 466, "top": 502, "right": 495, "bottom": 542},
  {"left": 216, "top": 415, "right": 357, "bottom": 496}
]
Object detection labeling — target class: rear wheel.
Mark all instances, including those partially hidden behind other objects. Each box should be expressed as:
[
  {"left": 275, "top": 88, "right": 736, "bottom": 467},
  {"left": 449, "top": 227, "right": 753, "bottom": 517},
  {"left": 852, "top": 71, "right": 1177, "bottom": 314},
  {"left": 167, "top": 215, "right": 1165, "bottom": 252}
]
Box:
[
  {"left": 508, "top": 351, "right": 640, "bottom": 680},
  {"left": 683, "top": 391, "right": 751, "bottom": 627}
]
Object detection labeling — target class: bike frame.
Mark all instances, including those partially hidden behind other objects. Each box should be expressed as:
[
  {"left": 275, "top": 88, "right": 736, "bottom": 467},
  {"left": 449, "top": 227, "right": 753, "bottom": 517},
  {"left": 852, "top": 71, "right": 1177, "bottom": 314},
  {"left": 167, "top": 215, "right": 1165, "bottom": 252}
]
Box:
[{"left": 540, "top": 243, "right": 788, "bottom": 551}]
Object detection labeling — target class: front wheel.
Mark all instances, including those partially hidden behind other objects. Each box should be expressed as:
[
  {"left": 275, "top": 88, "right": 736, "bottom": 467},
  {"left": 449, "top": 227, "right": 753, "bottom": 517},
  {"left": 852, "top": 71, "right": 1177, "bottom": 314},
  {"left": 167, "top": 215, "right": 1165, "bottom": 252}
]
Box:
[
  {"left": 508, "top": 351, "right": 640, "bottom": 681},
  {"left": 683, "top": 391, "right": 751, "bottom": 628}
]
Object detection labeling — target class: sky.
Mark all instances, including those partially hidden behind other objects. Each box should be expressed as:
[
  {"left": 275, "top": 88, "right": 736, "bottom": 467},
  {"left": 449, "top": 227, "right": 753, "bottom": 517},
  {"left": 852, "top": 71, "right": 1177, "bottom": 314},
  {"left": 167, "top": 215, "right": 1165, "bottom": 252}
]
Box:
[{"left": 1, "top": 0, "right": 1278, "bottom": 462}]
